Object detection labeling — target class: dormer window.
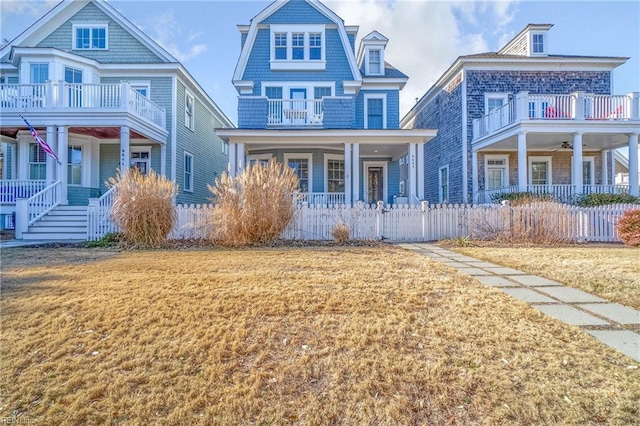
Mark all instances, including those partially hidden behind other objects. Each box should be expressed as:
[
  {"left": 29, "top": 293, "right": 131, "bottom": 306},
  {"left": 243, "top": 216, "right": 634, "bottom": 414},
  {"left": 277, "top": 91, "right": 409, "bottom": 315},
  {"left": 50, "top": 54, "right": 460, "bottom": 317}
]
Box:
[
  {"left": 369, "top": 50, "right": 381, "bottom": 74},
  {"left": 270, "top": 25, "right": 326, "bottom": 71},
  {"left": 72, "top": 23, "right": 108, "bottom": 50},
  {"left": 532, "top": 33, "right": 544, "bottom": 54}
]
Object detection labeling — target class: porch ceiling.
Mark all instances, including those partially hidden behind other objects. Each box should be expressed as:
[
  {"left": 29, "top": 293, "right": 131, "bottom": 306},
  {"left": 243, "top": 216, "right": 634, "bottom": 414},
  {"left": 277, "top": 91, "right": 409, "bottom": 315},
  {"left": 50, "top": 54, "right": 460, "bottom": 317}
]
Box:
[
  {"left": 1, "top": 127, "right": 147, "bottom": 140},
  {"left": 477, "top": 132, "right": 630, "bottom": 152},
  {"left": 246, "top": 142, "right": 406, "bottom": 157}
]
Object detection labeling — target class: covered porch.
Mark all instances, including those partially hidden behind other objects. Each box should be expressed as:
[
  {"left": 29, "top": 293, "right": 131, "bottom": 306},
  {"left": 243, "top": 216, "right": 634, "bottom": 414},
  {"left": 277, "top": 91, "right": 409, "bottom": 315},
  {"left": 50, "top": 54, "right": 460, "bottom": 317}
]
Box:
[{"left": 215, "top": 129, "right": 436, "bottom": 205}]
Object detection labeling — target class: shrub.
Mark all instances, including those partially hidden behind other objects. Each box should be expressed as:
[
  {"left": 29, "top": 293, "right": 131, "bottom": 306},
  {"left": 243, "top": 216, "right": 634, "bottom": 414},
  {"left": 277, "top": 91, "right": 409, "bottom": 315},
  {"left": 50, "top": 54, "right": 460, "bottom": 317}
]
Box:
[
  {"left": 107, "top": 168, "right": 177, "bottom": 247},
  {"left": 617, "top": 209, "right": 640, "bottom": 247},
  {"left": 85, "top": 232, "right": 122, "bottom": 248},
  {"left": 331, "top": 223, "right": 350, "bottom": 244},
  {"left": 491, "top": 191, "right": 555, "bottom": 206},
  {"left": 206, "top": 160, "right": 298, "bottom": 246},
  {"left": 575, "top": 193, "right": 640, "bottom": 207}
]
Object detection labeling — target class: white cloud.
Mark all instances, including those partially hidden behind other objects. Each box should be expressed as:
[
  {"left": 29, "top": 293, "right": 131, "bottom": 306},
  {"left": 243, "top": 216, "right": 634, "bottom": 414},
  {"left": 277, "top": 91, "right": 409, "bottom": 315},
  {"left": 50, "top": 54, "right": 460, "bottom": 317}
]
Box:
[
  {"left": 139, "top": 10, "right": 207, "bottom": 62},
  {"left": 325, "top": 0, "right": 518, "bottom": 117}
]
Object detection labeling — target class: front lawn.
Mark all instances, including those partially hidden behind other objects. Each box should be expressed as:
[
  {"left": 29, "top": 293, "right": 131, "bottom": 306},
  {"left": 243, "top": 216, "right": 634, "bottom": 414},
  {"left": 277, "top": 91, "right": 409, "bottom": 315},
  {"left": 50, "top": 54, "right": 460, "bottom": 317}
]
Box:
[
  {"left": 1, "top": 246, "right": 638, "bottom": 424},
  {"left": 451, "top": 245, "right": 640, "bottom": 310}
]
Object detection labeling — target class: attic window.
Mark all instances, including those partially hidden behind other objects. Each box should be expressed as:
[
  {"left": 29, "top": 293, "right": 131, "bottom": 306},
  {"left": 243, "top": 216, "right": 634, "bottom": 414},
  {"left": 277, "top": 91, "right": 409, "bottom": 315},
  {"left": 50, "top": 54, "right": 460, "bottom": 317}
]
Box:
[
  {"left": 532, "top": 33, "right": 544, "bottom": 54},
  {"left": 73, "top": 23, "right": 108, "bottom": 50},
  {"left": 270, "top": 25, "right": 326, "bottom": 71},
  {"left": 364, "top": 47, "right": 384, "bottom": 76}
]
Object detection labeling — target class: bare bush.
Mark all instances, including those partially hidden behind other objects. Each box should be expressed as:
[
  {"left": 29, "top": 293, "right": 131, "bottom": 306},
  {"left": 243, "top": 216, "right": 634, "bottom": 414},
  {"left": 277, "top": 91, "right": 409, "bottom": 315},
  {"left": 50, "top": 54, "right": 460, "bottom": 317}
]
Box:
[
  {"left": 471, "top": 201, "right": 573, "bottom": 245},
  {"left": 331, "top": 222, "right": 350, "bottom": 244},
  {"left": 206, "top": 161, "right": 299, "bottom": 246},
  {"left": 617, "top": 209, "right": 640, "bottom": 247},
  {"left": 108, "top": 168, "right": 177, "bottom": 247}
]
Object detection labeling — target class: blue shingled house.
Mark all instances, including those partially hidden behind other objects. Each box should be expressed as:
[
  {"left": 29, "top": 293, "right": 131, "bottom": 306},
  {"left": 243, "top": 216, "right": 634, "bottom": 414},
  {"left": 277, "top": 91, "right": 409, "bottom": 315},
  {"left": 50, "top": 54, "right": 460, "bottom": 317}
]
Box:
[
  {"left": 216, "top": 0, "right": 436, "bottom": 206},
  {"left": 0, "top": 0, "right": 233, "bottom": 239}
]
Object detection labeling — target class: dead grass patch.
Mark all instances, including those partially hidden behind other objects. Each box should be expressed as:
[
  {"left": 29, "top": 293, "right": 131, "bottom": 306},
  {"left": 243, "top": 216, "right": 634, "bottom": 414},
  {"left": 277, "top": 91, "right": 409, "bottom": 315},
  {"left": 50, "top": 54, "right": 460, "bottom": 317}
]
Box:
[
  {"left": 452, "top": 245, "right": 640, "bottom": 310},
  {"left": 1, "top": 247, "right": 638, "bottom": 424}
]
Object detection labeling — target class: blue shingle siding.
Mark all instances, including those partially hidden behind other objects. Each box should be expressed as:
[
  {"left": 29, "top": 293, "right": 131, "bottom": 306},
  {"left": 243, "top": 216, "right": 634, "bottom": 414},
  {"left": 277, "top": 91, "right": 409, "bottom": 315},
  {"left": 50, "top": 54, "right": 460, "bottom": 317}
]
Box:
[
  {"left": 99, "top": 144, "right": 119, "bottom": 189},
  {"left": 347, "top": 33, "right": 356, "bottom": 53},
  {"left": 323, "top": 97, "right": 355, "bottom": 128},
  {"left": 355, "top": 90, "right": 400, "bottom": 129},
  {"left": 68, "top": 187, "right": 102, "bottom": 206},
  {"left": 243, "top": 29, "right": 355, "bottom": 91},
  {"left": 260, "top": 0, "right": 333, "bottom": 25},
  {"left": 238, "top": 98, "right": 268, "bottom": 129},
  {"left": 38, "top": 2, "right": 164, "bottom": 64},
  {"left": 387, "top": 159, "right": 400, "bottom": 203},
  {"left": 411, "top": 84, "right": 463, "bottom": 204}
]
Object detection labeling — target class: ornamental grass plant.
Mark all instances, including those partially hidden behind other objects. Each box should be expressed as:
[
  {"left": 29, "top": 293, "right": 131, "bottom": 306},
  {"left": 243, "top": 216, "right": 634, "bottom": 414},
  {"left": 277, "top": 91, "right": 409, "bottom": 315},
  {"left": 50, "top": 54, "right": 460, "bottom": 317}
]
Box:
[
  {"left": 107, "top": 168, "right": 177, "bottom": 247},
  {"left": 206, "top": 160, "right": 298, "bottom": 246}
]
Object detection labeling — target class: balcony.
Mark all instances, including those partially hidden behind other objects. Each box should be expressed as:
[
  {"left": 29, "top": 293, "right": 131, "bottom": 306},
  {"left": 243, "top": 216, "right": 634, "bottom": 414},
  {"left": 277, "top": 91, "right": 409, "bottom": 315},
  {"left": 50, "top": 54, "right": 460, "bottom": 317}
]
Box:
[
  {"left": 268, "top": 99, "right": 324, "bottom": 127},
  {"left": 472, "top": 92, "right": 640, "bottom": 141},
  {"left": 0, "top": 82, "right": 166, "bottom": 129}
]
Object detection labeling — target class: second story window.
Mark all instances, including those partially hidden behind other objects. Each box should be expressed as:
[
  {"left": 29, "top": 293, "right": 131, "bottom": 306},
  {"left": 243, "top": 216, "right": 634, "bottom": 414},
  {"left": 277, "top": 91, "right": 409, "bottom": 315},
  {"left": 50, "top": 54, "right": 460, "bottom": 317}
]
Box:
[
  {"left": 309, "top": 33, "right": 322, "bottom": 60},
  {"left": 275, "top": 33, "right": 287, "bottom": 60},
  {"left": 532, "top": 33, "right": 544, "bottom": 54},
  {"left": 292, "top": 33, "right": 304, "bottom": 60},
  {"left": 73, "top": 24, "right": 108, "bottom": 50}
]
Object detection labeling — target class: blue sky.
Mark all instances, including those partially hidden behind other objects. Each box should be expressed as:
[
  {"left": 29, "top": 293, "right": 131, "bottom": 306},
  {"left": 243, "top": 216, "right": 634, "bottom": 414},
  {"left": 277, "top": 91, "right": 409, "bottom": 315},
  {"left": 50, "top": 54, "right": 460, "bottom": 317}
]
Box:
[{"left": 1, "top": 0, "right": 638, "bottom": 127}]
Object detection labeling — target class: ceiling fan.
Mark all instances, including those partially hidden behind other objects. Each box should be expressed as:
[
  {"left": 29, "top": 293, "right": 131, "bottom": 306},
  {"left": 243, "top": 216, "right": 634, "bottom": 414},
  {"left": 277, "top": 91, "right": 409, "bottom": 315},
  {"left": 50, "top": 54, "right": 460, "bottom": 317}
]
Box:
[{"left": 553, "top": 141, "right": 586, "bottom": 151}]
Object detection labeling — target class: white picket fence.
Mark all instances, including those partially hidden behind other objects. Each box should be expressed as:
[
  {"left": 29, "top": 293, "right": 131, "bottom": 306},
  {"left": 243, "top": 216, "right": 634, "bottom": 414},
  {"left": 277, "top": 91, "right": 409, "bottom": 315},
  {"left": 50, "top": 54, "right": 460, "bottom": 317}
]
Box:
[{"left": 88, "top": 202, "right": 639, "bottom": 243}]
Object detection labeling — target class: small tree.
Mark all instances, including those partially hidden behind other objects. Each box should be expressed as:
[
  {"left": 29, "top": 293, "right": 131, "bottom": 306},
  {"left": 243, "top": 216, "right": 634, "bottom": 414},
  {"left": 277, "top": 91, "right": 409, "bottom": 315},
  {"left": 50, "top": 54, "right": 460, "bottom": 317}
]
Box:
[
  {"left": 206, "top": 160, "right": 298, "bottom": 246},
  {"left": 107, "top": 168, "right": 177, "bottom": 247},
  {"left": 617, "top": 209, "right": 640, "bottom": 247}
]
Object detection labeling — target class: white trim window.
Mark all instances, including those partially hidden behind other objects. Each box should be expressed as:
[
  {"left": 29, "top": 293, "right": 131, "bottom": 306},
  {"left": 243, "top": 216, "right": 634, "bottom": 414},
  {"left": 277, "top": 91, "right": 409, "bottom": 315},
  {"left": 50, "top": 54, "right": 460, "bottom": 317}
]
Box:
[
  {"left": 439, "top": 165, "right": 449, "bottom": 203},
  {"left": 528, "top": 156, "right": 552, "bottom": 185},
  {"left": 184, "top": 151, "right": 193, "bottom": 192},
  {"left": 270, "top": 25, "right": 326, "bottom": 70},
  {"left": 531, "top": 32, "right": 545, "bottom": 55},
  {"left": 29, "top": 63, "right": 49, "bottom": 84},
  {"left": 484, "top": 154, "right": 509, "bottom": 190},
  {"left": 284, "top": 153, "right": 312, "bottom": 193},
  {"left": 72, "top": 23, "right": 108, "bottom": 50},
  {"left": 67, "top": 145, "right": 82, "bottom": 185},
  {"left": 131, "top": 146, "right": 151, "bottom": 175},
  {"left": 572, "top": 156, "right": 595, "bottom": 185},
  {"left": 364, "top": 93, "right": 387, "bottom": 129},
  {"left": 484, "top": 93, "right": 509, "bottom": 114},
  {"left": 324, "top": 154, "right": 345, "bottom": 193},
  {"left": 368, "top": 49, "right": 382, "bottom": 75},
  {"left": 29, "top": 143, "right": 46, "bottom": 180},
  {"left": 185, "top": 90, "right": 194, "bottom": 131},
  {"left": 130, "top": 82, "right": 151, "bottom": 98}
]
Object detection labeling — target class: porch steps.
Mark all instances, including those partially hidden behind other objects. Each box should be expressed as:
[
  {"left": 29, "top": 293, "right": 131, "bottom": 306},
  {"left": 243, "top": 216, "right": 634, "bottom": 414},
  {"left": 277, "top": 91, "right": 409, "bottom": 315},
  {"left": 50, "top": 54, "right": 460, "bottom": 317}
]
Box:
[{"left": 22, "top": 205, "right": 87, "bottom": 240}]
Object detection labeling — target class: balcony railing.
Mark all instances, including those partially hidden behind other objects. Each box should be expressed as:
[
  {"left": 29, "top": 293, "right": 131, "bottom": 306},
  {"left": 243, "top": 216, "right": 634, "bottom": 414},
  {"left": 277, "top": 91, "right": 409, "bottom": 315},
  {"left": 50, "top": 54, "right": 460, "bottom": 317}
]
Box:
[
  {"left": 267, "top": 99, "right": 324, "bottom": 126},
  {"left": 473, "top": 92, "right": 640, "bottom": 140},
  {"left": 294, "top": 192, "right": 346, "bottom": 206},
  {"left": 0, "top": 82, "right": 166, "bottom": 128},
  {"left": 475, "top": 184, "right": 630, "bottom": 204}
]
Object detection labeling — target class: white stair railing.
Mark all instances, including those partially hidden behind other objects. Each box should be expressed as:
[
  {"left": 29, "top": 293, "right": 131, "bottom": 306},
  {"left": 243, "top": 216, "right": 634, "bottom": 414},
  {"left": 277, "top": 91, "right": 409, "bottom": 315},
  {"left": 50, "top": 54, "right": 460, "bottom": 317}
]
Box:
[
  {"left": 15, "top": 180, "right": 61, "bottom": 238},
  {"left": 87, "top": 186, "right": 119, "bottom": 241}
]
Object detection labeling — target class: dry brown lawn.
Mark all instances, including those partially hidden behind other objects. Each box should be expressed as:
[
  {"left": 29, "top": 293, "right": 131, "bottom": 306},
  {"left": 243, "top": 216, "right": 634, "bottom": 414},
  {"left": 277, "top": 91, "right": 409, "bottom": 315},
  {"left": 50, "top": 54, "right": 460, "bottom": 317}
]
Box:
[
  {"left": 1, "top": 246, "right": 639, "bottom": 425},
  {"left": 452, "top": 245, "right": 640, "bottom": 310}
]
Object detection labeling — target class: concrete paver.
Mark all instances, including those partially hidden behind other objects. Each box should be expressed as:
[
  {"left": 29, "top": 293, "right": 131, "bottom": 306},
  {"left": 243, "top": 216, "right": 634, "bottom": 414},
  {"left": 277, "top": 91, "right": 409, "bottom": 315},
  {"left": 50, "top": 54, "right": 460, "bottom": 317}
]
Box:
[
  {"left": 507, "top": 274, "right": 563, "bottom": 287},
  {"left": 462, "top": 261, "right": 500, "bottom": 268},
  {"left": 439, "top": 261, "right": 469, "bottom": 268},
  {"left": 475, "top": 276, "right": 520, "bottom": 288},
  {"left": 536, "top": 287, "right": 607, "bottom": 303},
  {"left": 585, "top": 330, "right": 640, "bottom": 362},
  {"left": 533, "top": 305, "right": 610, "bottom": 326},
  {"left": 455, "top": 267, "right": 492, "bottom": 276},
  {"left": 501, "top": 288, "right": 557, "bottom": 304},
  {"left": 580, "top": 304, "right": 640, "bottom": 325},
  {"left": 482, "top": 267, "right": 526, "bottom": 275}
]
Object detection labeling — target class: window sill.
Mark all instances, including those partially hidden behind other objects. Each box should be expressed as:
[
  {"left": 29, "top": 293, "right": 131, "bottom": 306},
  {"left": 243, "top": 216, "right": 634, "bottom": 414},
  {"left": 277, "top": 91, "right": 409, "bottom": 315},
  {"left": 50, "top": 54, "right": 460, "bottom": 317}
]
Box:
[{"left": 270, "top": 60, "right": 326, "bottom": 71}]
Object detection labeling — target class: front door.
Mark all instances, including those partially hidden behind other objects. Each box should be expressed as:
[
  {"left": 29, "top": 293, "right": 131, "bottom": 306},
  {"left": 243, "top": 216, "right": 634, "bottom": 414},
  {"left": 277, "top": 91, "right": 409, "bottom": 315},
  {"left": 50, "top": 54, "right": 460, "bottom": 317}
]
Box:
[
  {"left": 289, "top": 88, "right": 307, "bottom": 125},
  {"left": 367, "top": 167, "right": 384, "bottom": 203}
]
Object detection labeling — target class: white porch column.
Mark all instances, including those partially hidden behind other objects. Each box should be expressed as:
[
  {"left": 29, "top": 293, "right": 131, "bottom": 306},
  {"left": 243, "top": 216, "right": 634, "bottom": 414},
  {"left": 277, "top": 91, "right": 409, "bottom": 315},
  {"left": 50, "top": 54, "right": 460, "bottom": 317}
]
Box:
[
  {"left": 517, "top": 132, "right": 527, "bottom": 191},
  {"left": 228, "top": 143, "right": 237, "bottom": 177},
  {"left": 344, "top": 142, "right": 352, "bottom": 204},
  {"left": 120, "top": 126, "right": 130, "bottom": 172},
  {"left": 237, "top": 143, "right": 246, "bottom": 174},
  {"left": 572, "top": 132, "right": 584, "bottom": 192},
  {"left": 417, "top": 142, "right": 425, "bottom": 200},
  {"left": 471, "top": 149, "right": 478, "bottom": 203},
  {"left": 18, "top": 138, "right": 29, "bottom": 180},
  {"left": 352, "top": 143, "right": 360, "bottom": 202},
  {"left": 57, "top": 126, "right": 68, "bottom": 205},
  {"left": 46, "top": 126, "right": 57, "bottom": 184},
  {"left": 160, "top": 144, "right": 167, "bottom": 176},
  {"left": 611, "top": 148, "right": 617, "bottom": 184},
  {"left": 601, "top": 150, "right": 609, "bottom": 186},
  {"left": 408, "top": 143, "right": 417, "bottom": 203},
  {"left": 629, "top": 132, "right": 639, "bottom": 196}
]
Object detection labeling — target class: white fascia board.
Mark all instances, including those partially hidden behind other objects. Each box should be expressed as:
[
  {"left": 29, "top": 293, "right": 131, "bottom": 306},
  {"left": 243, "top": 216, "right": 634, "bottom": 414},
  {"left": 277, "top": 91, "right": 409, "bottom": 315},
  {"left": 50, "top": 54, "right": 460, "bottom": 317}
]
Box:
[
  {"left": 462, "top": 57, "right": 627, "bottom": 69},
  {"left": 11, "top": 47, "right": 101, "bottom": 69},
  {"left": 343, "top": 80, "right": 362, "bottom": 95},
  {"left": 215, "top": 128, "right": 438, "bottom": 144},
  {"left": 361, "top": 78, "right": 408, "bottom": 90}
]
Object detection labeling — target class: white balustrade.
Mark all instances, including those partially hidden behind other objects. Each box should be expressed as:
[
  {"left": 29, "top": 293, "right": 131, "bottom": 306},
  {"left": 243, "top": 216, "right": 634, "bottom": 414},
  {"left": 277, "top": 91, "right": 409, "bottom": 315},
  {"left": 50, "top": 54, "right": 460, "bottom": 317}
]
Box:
[
  {"left": 267, "top": 99, "right": 324, "bottom": 126},
  {"left": 87, "top": 186, "right": 118, "bottom": 241},
  {"left": 0, "top": 180, "right": 46, "bottom": 204}
]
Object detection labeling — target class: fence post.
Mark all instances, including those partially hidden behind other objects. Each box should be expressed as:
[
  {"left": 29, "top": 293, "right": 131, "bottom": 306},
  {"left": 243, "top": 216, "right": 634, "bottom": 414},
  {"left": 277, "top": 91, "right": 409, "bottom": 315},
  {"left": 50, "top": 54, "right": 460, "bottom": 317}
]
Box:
[
  {"left": 376, "top": 200, "right": 385, "bottom": 240},
  {"left": 15, "top": 198, "right": 28, "bottom": 239},
  {"left": 421, "top": 200, "right": 429, "bottom": 241},
  {"left": 87, "top": 198, "right": 99, "bottom": 241}
]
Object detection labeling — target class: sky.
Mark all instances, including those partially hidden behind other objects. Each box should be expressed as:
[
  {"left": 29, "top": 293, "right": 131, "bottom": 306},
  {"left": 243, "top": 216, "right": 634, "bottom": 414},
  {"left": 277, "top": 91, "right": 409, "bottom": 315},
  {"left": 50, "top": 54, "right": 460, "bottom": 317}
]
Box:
[{"left": 1, "top": 0, "right": 639, "bottom": 127}]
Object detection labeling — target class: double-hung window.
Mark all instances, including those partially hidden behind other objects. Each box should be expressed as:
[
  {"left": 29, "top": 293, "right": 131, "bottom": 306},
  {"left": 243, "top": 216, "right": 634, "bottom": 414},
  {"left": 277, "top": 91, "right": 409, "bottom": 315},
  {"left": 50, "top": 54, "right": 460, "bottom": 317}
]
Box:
[
  {"left": 284, "top": 154, "right": 312, "bottom": 193},
  {"left": 274, "top": 33, "right": 287, "bottom": 60},
  {"left": 29, "top": 143, "right": 46, "bottom": 180},
  {"left": 309, "top": 33, "right": 322, "bottom": 60},
  {"left": 369, "top": 50, "right": 381, "bottom": 75},
  {"left": 68, "top": 145, "right": 82, "bottom": 185},
  {"left": 185, "top": 91, "right": 194, "bottom": 130},
  {"left": 529, "top": 157, "right": 552, "bottom": 186},
  {"left": 365, "top": 94, "right": 386, "bottom": 129},
  {"left": 73, "top": 24, "right": 107, "bottom": 50},
  {"left": 439, "top": 166, "right": 449, "bottom": 204},
  {"left": 292, "top": 33, "right": 305, "bottom": 60},
  {"left": 184, "top": 152, "right": 193, "bottom": 192}
]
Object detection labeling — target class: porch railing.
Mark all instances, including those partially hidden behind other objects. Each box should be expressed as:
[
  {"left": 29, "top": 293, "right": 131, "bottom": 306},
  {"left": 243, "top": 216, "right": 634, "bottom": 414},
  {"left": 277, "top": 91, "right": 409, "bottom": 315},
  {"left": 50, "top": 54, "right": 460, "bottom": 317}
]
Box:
[
  {"left": 0, "top": 82, "right": 166, "bottom": 128},
  {"left": 475, "top": 184, "right": 630, "bottom": 204},
  {"left": 87, "top": 186, "right": 118, "bottom": 241},
  {"left": 267, "top": 99, "right": 324, "bottom": 126},
  {"left": 295, "top": 192, "right": 346, "bottom": 206},
  {"left": 0, "top": 180, "right": 47, "bottom": 204},
  {"left": 472, "top": 92, "right": 639, "bottom": 141}
]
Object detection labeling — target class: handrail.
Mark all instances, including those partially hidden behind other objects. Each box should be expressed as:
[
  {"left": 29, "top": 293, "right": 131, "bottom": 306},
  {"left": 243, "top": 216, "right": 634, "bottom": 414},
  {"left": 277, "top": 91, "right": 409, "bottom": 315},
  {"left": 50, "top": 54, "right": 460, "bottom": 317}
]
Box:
[
  {"left": 27, "top": 180, "right": 61, "bottom": 225},
  {"left": 87, "top": 186, "right": 118, "bottom": 241}
]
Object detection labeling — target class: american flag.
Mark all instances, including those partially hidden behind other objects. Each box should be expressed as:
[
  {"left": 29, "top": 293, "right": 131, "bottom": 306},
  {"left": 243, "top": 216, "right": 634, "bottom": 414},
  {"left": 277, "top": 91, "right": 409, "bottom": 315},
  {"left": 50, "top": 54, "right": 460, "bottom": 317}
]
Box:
[{"left": 20, "top": 115, "right": 60, "bottom": 164}]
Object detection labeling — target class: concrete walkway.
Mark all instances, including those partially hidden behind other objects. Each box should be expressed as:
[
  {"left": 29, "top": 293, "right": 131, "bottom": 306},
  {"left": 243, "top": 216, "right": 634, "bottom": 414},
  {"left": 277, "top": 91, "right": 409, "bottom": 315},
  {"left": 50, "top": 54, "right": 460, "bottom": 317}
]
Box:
[
  {"left": 398, "top": 243, "right": 640, "bottom": 362},
  {"left": 0, "top": 239, "right": 85, "bottom": 249}
]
